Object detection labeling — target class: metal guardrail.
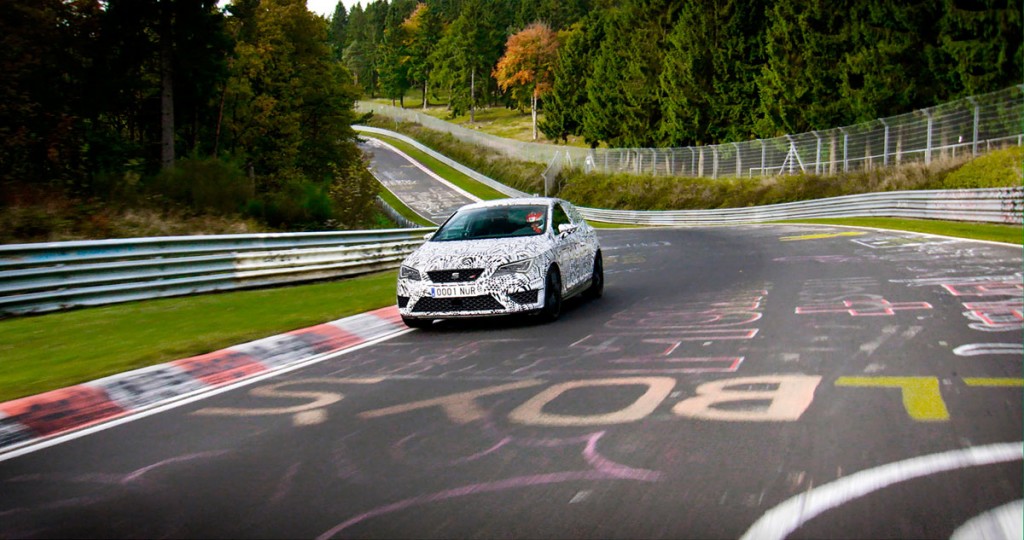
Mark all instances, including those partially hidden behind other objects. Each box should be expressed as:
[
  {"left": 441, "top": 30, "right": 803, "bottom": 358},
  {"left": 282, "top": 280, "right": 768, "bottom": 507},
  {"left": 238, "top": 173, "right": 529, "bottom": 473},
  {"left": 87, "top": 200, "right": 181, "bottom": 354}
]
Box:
[
  {"left": 577, "top": 187, "right": 1024, "bottom": 226},
  {"left": 3, "top": 128, "right": 1020, "bottom": 317},
  {"left": 0, "top": 229, "right": 435, "bottom": 316}
]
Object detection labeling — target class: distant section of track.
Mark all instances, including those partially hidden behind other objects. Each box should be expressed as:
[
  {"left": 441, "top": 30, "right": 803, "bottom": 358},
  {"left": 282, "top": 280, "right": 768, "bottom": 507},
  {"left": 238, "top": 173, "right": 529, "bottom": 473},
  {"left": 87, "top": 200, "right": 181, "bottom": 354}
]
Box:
[
  {"left": 1, "top": 225, "right": 1020, "bottom": 539},
  {"left": 360, "top": 137, "right": 479, "bottom": 224}
]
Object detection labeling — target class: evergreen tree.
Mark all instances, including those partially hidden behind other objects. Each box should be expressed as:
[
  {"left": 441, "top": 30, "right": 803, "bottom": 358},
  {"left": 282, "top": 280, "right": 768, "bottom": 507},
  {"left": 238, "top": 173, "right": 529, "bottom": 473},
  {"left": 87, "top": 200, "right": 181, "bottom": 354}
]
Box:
[
  {"left": 328, "top": 2, "right": 349, "bottom": 60},
  {"left": 582, "top": 0, "right": 678, "bottom": 147},
  {"left": 756, "top": 0, "right": 855, "bottom": 136},
  {"left": 660, "top": 0, "right": 768, "bottom": 146},
  {"left": 402, "top": 3, "right": 443, "bottom": 109},
  {"left": 934, "top": 0, "right": 1022, "bottom": 98},
  {"left": 538, "top": 15, "right": 604, "bottom": 142}
]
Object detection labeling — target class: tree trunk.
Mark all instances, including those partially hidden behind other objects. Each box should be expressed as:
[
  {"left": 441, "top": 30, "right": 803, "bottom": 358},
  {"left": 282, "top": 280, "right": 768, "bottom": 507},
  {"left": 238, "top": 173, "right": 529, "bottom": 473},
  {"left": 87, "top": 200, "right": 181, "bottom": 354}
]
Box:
[
  {"left": 470, "top": 68, "right": 476, "bottom": 123},
  {"left": 531, "top": 93, "right": 538, "bottom": 141},
  {"left": 423, "top": 79, "right": 428, "bottom": 109},
  {"left": 159, "top": 1, "right": 175, "bottom": 170}
]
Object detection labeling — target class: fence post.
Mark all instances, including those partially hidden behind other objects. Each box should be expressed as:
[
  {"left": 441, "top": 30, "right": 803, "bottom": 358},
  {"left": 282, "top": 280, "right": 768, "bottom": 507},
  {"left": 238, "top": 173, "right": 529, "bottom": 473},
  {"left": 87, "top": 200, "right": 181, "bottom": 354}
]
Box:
[
  {"left": 967, "top": 97, "right": 979, "bottom": 157},
  {"left": 880, "top": 119, "right": 889, "bottom": 166},
  {"left": 734, "top": 142, "right": 741, "bottom": 178},
  {"left": 698, "top": 147, "right": 705, "bottom": 177},
  {"left": 813, "top": 131, "right": 821, "bottom": 174},
  {"left": 759, "top": 139, "right": 766, "bottom": 177},
  {"left": 839, "top": 128, "right": 849, "bottom": 172},
  {"left": 710, "top": 146, "right": 718, "bottom": 179},
  {"left": 925, "top": 108, "right": 934, "bottom": 165}
]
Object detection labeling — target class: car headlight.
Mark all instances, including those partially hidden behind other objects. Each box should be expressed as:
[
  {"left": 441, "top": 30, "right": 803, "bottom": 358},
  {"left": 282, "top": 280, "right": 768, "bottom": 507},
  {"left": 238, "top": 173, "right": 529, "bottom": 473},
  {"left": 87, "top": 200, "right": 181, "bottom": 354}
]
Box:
[
  {"left": 492, "top": 258, "right": 533, "bottom": 278},
  {"left": 399, "top": 265, "right": 422, "bottom": 281}
]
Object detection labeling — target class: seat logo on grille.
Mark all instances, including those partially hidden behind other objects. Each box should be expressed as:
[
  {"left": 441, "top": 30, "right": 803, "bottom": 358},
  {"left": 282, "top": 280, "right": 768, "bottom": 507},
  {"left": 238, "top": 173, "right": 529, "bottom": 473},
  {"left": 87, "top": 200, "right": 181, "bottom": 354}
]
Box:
[{"left": 452, "top": 272, "right": 460, "bottom": 279}]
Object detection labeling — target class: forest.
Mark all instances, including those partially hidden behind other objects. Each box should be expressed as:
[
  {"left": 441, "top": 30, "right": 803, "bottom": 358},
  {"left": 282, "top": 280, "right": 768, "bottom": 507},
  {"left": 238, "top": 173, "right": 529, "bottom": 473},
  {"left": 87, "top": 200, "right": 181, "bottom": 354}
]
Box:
[{"left": 1, "top": 0, "right": 1020, "bottom": 234}]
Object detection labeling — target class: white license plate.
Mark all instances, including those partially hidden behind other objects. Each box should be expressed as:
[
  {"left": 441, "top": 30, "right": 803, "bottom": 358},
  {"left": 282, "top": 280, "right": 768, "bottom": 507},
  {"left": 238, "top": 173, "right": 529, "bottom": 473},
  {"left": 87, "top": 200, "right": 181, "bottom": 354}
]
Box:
[{"left": 430, "top": 285, "right": 479, "bottom": 298}]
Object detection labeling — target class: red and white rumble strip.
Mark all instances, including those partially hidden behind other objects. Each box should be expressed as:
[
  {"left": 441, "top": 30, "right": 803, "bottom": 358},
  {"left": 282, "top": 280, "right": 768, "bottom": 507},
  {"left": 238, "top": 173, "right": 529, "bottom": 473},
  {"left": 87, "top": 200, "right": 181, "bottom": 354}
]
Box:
[{"left": 0, "top": 306, "right": 406, "bottom": 453}]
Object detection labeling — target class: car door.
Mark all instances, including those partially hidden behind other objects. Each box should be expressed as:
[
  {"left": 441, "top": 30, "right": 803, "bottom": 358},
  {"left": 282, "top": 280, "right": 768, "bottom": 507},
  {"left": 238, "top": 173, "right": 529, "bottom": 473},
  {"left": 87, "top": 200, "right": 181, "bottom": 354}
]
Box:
[
  {"left": 554, "top": 202, "right": 589, "bottom": 290},
  {"left": 550, "top": 203, "right": 577, "bottom": 291}
]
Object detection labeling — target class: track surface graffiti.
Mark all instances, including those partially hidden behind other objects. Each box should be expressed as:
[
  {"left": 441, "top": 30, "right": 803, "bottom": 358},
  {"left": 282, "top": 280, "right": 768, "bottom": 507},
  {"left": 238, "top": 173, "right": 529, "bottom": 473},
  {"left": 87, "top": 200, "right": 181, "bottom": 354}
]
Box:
[{"left": 0, "top": 226, "right": 1020, "bottom": 539}]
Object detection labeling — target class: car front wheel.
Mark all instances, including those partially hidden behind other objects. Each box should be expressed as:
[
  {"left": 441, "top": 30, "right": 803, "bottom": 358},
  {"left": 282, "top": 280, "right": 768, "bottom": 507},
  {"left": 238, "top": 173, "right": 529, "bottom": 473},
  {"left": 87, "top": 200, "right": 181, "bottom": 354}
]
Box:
[
  {"left": 539, "top": 267, "right": 562, "bottom": 323},
  {"left": 584, "top": 252, "right": 604, "bottom": 300}
]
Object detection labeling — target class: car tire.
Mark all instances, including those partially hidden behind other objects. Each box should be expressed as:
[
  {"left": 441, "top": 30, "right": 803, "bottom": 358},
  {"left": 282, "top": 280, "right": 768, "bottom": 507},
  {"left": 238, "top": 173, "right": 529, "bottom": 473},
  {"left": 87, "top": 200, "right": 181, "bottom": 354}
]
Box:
[
  {"left": 402, "top": 316, "right": 432, "bottom": 329},
  {"left": 584, "top": 251, "right": 604, "bottom": 300},
  {"left": 539, "top": 267, "right": 562, "bottom": 323}
]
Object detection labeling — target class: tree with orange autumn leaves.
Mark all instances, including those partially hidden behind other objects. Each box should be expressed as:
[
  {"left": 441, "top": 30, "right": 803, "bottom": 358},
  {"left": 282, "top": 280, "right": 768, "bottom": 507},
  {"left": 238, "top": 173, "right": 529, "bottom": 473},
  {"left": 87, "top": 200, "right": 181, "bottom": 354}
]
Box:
[{"left": 493, "top": 22, "right": 559, "bottom": 141}]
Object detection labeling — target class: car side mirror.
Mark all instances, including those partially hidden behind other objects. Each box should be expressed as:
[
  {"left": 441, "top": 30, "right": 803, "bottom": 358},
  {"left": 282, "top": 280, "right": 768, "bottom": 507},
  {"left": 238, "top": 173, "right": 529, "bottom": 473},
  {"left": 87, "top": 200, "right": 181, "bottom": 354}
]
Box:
[{"left": 557, "top": 223, "right": 577, "bottom": 236}]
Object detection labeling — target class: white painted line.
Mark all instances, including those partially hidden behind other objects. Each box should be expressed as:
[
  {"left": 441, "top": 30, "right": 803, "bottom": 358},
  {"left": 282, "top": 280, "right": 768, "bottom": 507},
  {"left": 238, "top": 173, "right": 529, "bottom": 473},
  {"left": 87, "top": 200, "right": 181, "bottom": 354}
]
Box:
[
  {"left": 951, "top": 499, "right": 1023, "bottom": 540},
  {"left": 740, "top": 442, "right": 1024, "bottom": 540},
  {"left": 0, "top": 328, "right": 413, "bottom": 464}
]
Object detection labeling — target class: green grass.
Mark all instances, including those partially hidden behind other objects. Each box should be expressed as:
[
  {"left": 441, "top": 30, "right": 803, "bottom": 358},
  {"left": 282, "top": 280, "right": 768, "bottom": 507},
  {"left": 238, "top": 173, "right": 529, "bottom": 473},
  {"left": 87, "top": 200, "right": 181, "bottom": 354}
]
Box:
[
  {"left": 780, "top": 217, "right": 1023, "bottom": 245},
  {"left": 0, "top": 272, "right": 398, "bottom": 402}
]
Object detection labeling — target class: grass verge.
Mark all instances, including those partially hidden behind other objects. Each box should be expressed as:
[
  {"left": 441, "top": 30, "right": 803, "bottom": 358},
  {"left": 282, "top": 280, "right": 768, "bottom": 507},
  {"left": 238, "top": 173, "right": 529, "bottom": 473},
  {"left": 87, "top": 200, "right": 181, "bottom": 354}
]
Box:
[
  {"left": 781, "top": 217, "right": 1023, "bottom": 245},
  {"left": 0, "top": 272, "right": 397, "bottom": 402}
]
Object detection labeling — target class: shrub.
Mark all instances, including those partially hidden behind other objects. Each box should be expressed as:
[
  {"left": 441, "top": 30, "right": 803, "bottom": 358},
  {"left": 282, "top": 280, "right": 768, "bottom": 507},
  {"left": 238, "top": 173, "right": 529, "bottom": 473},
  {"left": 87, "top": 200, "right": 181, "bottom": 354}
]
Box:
[
  {"left": 941, "top": 146, "right": 1023, "bottom": 189},
  {"left": 148, "top": 156, "right": 252, "bottom": 214}
]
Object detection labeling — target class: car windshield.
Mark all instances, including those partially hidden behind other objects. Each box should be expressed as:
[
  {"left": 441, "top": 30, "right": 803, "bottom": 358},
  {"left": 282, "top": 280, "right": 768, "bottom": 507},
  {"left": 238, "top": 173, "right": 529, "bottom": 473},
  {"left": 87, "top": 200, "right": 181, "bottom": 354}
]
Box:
[{"left": 432, "top": 205, "right": 548, "bottom": 241}]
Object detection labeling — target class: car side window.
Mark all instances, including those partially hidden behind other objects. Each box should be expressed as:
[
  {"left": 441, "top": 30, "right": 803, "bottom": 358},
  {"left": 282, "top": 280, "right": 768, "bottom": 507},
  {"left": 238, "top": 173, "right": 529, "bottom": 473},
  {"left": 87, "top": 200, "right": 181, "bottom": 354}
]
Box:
[{"left": 552, "top": 204, "right": 571, "bottom": 232}]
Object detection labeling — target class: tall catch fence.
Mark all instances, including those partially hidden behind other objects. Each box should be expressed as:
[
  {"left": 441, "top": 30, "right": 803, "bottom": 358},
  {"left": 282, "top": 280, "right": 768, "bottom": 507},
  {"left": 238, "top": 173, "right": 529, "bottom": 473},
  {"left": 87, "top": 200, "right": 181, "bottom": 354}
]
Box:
[{"left": 358, "top": 85, "right": 1023, "bottom": 179}]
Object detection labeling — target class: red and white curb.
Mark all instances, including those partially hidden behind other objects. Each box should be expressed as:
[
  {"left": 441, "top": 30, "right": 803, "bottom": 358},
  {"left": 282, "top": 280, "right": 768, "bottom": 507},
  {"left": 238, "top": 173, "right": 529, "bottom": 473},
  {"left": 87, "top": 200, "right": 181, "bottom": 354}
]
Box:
[{"left": 0, "top": 306, "right": 407, "bottom": 455}]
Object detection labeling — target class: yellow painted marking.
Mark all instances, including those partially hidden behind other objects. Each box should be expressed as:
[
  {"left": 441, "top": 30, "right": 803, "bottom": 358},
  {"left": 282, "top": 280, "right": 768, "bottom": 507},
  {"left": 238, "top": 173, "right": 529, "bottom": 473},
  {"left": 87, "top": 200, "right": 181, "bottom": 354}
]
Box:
[
  {"left": 964, "top": 378, "right": 1024, "bottom": 387},
  {"left": 780, "top": 231, "right": 867, "bottom": 242},
  {"left": 835, "top": 376, "right": 949, "bottom": 421}
]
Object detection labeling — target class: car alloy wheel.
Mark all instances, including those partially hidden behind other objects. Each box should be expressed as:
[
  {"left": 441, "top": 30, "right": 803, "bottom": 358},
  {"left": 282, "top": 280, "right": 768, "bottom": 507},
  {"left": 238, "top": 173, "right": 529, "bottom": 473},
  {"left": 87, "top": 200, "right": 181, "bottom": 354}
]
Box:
[{"left": 540, "top": 267, "right": 562, "bottom": 322}]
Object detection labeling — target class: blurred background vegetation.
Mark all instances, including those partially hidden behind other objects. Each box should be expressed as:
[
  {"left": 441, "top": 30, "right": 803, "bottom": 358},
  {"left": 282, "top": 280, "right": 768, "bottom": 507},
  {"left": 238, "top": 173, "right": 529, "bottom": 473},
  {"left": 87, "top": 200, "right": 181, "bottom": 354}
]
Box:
[{"left": 1, "top": 0, "right": 1019, "bottom": 244}]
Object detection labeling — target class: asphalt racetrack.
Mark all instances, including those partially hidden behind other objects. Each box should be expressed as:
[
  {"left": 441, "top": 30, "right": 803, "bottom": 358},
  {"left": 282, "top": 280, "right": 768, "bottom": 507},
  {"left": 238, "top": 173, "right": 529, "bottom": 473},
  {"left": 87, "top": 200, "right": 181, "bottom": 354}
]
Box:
[{"left": 1, "top": 225, "right": 1021, "bottom": 539}]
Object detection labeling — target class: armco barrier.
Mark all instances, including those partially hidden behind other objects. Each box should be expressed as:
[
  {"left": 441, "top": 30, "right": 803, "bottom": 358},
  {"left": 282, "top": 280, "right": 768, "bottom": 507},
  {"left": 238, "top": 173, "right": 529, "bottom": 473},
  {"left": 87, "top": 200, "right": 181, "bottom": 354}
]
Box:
[
  {"left": 0, "top": 229, "right": 435, "bottom": 317},
  {"left": 578, "top": 187, "right": 1024, "bottom": 226}
]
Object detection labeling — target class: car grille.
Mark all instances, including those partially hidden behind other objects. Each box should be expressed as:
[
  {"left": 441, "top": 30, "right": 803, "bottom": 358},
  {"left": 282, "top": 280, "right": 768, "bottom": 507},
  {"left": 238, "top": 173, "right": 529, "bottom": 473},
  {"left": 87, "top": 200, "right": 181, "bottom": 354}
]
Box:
[
  {"left": 427, "top": 269, "right": 484, "bottom": 283},
  {"left": 412, "top": 295, "right": 504, "bottom": 313},
  {"left": 508, "top": 290, "right": 539, "bottom": 304}
]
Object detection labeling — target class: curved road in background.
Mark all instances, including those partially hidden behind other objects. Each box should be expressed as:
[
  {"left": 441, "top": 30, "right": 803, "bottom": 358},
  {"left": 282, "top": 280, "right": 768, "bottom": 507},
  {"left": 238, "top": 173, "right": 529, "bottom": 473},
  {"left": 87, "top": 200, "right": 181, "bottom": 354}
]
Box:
[
  {"left": 0, "top": 147, "right": 1020, "bottom": 538},
  {"left": 360, "top": 137, "right": 478, "bottom": 224}
]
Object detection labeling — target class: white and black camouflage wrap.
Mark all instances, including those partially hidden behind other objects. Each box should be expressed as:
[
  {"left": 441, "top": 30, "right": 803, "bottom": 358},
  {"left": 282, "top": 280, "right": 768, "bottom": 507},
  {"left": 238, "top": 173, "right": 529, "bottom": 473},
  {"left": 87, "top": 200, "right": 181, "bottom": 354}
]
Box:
[{"left": 397, "top": 198, "right": 600, "bottom": 320}]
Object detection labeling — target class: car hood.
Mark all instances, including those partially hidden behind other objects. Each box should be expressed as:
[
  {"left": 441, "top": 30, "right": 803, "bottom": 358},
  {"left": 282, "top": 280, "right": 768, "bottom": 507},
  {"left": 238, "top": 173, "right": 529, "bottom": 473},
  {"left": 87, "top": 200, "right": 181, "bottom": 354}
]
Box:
[{"left": 403, "top": 235, "right": 551, "bottom": 271}]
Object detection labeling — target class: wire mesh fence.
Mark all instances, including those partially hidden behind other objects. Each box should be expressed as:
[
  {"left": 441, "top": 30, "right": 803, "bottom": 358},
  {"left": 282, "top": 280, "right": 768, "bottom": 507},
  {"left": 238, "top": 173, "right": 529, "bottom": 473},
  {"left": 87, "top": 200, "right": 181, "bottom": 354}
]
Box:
[{"left": 357, "top": 85, "right": 1023, "bottom": 180}]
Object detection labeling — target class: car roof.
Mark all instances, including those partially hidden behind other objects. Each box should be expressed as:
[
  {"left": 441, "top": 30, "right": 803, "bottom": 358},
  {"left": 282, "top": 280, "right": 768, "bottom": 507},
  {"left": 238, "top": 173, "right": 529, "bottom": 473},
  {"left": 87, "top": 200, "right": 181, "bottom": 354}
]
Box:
[{"left": 458, "top": 197, "right": 560, "bottom": 211}]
